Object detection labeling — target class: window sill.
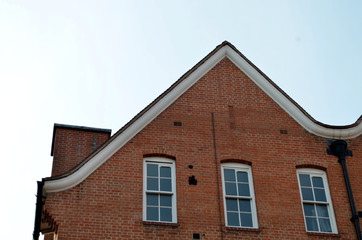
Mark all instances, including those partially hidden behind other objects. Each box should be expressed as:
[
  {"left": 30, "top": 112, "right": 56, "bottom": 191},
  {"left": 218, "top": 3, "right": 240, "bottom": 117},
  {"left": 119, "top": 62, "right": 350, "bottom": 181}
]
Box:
[
  {"left": 143, "top": 221, "right": 179, "bottom": 228},
  {"left": 224, "top": 226, "right": 261, "bottom": 233},
  {"left": 307, "top": 232, "right": 341, "bottom": 238}
]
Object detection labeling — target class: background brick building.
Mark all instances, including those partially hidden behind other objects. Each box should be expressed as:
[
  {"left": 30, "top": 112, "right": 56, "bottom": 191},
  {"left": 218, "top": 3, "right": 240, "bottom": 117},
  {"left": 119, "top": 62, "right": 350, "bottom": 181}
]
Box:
[{"left": 34, "top": 42, "right": 362, "bottom": 239}]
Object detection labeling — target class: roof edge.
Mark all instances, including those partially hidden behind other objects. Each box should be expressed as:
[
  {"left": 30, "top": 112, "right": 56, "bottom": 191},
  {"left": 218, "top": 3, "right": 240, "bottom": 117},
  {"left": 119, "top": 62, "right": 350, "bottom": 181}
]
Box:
[{"left": 42, "top": 41, "right": 362, "bottom": 193}]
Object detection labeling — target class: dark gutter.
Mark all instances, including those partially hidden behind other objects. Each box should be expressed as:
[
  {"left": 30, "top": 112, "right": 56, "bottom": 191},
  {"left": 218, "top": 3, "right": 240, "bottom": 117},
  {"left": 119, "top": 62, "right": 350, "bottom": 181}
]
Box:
[
  {"left": 327, "top": 140, "right": 361, "bottom": 240},
  {"left": 33, "top": 181, "right": 44, "bottom": 240}
]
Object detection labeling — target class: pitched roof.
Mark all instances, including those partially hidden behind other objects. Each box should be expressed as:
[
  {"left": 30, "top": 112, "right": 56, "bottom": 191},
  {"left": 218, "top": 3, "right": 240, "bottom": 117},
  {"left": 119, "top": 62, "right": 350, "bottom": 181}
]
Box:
[{"left": 43, "top": 41, "right": 362, "bottom": 193}]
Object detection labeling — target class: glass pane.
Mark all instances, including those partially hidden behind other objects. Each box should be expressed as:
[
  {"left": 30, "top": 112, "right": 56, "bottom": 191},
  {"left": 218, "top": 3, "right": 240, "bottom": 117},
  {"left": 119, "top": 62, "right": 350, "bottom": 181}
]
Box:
[
  {"left": 316, "top": 205, "right": 329, "bottom": 217},
  {"left": 147, "top": 206, "right": 159, "bottom": 221},
  {"left": 160, "top": 207, "right": 172, "bottom": 222},
  {"left": 239, "top": 199, "right": 251, "bottom": 212},
  {"left": 225, "top": 182, "right": 237, "bottom": 195},
  {"left": 227, "top": 212, "right": 240, "bottom": 226},
  {"left": 305, "top": 217, "right": 319, "bottom": 231},
  {"left": 160, "top": 179, "right": 172, "bottom": 191},
  {"left": 299, "top": 174, "right": 311, "bottom": 187},
  {"left": 147, "top": 177, "right": 158, "bottom": 191},
  {"left": 237, "top": 171, "right": 248, "bottom": 183},
  {"left": 314, "top": 188, "right": 327, "bottom": 202},
  {"left": 312, "top": 177, "right": 324, "bottom": 188},
  {"left": 226, "top": 198, "right": 238, "bottom": 211},
  {"left": 147, "top": 164, "right": 158, "bottom": 177},
  {"left": 301, "top": 187, "right": 314, "bottom": 201},
  {"left": 160, "top": 195, "right": 172, "bottom": 207},
  {"left": 303, "top": 203, "right": 316, "bottom": 216},
  {"left": 240, "top": 213, "right": 253, "bottom": 227},
  {"left": 147, "top": 194, "right": 158, "bottom": 206},
  {"left": 319, "top": 218, "right": 332, "bottom": 232},
  {"left": 224, "top": 169, "right": 236, "bottom": 182},
  {"left": 238, "top": 183, "right": 250, "bottom": 196},
  {"left": 160, "top": 167, "right": 171, "bottom": 178}
]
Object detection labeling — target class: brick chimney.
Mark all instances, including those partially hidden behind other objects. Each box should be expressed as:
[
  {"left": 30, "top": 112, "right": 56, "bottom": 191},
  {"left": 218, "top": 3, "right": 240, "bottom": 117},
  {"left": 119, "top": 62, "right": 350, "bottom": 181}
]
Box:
[{"left": 50, "top": 124, "right": 112, "bottom": 176}]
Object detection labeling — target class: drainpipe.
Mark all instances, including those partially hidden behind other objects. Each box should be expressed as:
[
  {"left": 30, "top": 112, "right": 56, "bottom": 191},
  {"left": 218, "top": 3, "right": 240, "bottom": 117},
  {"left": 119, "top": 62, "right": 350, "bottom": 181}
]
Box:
[
  {"left": 33, "top": 181, "right": 44, "bottom": 240},
  {"left": 327, "top": 140, "right": 362, "bottom": 240}
]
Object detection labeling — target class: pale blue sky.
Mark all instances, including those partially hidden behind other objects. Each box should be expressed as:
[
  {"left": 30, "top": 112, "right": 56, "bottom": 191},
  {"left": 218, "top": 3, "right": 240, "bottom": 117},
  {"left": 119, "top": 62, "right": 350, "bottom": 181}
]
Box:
[{"left": 0, "top": 1, "right": 361, "bottom": 239}]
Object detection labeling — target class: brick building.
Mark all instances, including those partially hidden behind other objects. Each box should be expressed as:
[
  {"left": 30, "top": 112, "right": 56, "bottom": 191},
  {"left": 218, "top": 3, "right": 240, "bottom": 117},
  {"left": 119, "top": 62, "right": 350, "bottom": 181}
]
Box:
[{"left": 33, "top": 42, "right": 362, "bottom": 239}]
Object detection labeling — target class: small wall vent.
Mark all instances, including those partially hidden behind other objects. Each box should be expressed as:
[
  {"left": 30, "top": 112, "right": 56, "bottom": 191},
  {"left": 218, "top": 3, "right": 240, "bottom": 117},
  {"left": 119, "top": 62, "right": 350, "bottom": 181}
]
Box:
[{"left": 173, "top": 121, "right": 182, "bottom": 126}]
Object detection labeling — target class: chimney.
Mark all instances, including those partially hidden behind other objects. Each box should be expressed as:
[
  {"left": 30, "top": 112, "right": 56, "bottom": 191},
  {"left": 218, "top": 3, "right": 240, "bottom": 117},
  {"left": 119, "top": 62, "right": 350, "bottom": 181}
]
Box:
[{"left": 50, "top": 124, "right": 112, "bottom": 176}]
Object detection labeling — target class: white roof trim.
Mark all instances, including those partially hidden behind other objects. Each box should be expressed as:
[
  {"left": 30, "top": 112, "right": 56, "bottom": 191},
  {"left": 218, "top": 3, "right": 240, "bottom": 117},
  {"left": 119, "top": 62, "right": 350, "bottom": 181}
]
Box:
[{"left": 43, "top": 44, "right": 362, "bottom": 193}]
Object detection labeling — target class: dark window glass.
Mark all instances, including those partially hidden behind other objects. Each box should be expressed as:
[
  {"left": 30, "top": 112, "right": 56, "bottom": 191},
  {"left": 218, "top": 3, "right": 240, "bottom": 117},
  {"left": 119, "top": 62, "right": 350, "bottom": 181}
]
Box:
[
  {"left": 237, "top": 171, "right": 248, "bottom": 183},
  {"left": 160, "top": 179, "right": 172, "bottom": 192},
  {"left": 299, "top": 174, "right": 311, "bottom": 187},
  {"left": 314, "top": 188, "right": 327, "bottom": 202},
  {"left": 319, "top": 218, "right": 332, "bottom": 232},
  {"left": 160, "top": 167, "right": 171, "bottom": 178},
  {"left": 160, "top": 208, "right": 172, "bottom": 222},
  {"left": 147, "top": 177, "right": 158, "bottom": 191},
  {"left": 240, "top": 213, "right": 253, "bottom": 227},
  {"left": 147, "top": 194, "right": 158, "bottom": 206},
  {"left": 227, "top": 212, "right": 240, "bottom": 226},
  {"left": 147, "top": 164, "right": 158, "bottom": 177},
  {"left": 303, "top": 203, "right": 316, "bottom": 216},
  {"left": 305, "top": 217, "right": 319, "bottom": 231},
  {"left": 225, "top": 182, "right": 237, "bottom": 196},
  {"left": 160, "top": 195, "right": 172, "bottom": 207},
  {"left": 312, "top": 177, "right": 324, "bottom": 188},
  {"left": 239, "top": 199, "right": 251, "bottom": 212},
  {"left": 238, "top": 183, "right": 250, "bottom": 196},
  {"left": 316, "top": 204, "right": 329, "bottom": 217},
  {"left": 301, "top": 187, "right": 314, "bottom": 201},
  {"left": 224, "top": 169, "right": 236, "bottom": 182},
  {"left": 147, "top": 207, "right": 159, "bottom": 221},
  {"left": 226, "top": 198, "right": 238, "bottom": 211}
]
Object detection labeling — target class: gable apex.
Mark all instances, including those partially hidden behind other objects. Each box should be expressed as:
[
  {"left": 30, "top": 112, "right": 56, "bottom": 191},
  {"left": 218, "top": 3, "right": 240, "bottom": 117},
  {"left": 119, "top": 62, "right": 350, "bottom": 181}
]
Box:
[{"left": 42, "top": 41, "right": 362, "bottom": 193}]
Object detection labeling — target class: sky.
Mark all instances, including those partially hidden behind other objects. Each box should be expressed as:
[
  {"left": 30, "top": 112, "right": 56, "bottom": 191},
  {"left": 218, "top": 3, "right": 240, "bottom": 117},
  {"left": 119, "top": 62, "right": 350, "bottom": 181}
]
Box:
[{"left": 0, "top": 1, "right": 361, "bottom": 239}]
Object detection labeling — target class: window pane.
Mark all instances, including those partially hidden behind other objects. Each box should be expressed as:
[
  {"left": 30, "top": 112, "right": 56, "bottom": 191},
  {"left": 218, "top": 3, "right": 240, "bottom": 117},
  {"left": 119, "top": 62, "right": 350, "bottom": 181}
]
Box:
[
  {"left": 305, "top": 217, "right": 319, "bottom": 231},
  {"left": 160, "top": 207, "right": 172, "bottom": 222},
  {"left": 237, "top": 171, "right": 248, "bottom": 183},
  {"left": 240, "top": 213, "right": 253, "bottom": 227},
  {"left": 312, "top": 177, "right": 324, "bottom": 188},
  {"left": 319, "top": 218, "right": 332, "bottom": 232},
  {"left": 314, "top": 188, "right": 327, "bottom": 202},
  {"left": 227, "top": 212, "right": 240, "bottom": 226},
  {"left": 239, "top": 199, "right": 251, "bottom": 212},
  {"left": 225, "top": 182, "right": 237, "bottom": 195},
  {"left": 147, "top": 164, "right": 158, "bottom": 177},
  {"left": 160, "top": 179, "right": 172, "bottom": 191},
  {"left": 147, "top": 194, "right": 158, "bottom": 206},
  {"left": 160, "top": 195, "right": 172, "bottom": 207},
  {"left": 160, "top": 167, "right": 171, "bottom": 178},
  {"left": 299, "top": 174, "right": 311, "bottom": 187},
  {"left": 147, "top": 177, "right": 158, "bottom": 191},
  {"left": 224, "top": 169, "right": 236, "bottom": 182},
  {"left": 238, "top": 183, "right": 250, "bottom": 196},
  {"left": 147, "top": 206, "right": 159, "bottom": 221},
  {"left": 301, "top": 187, "right": 314, "bottom": 201},
  {"left": 316, "top": 205, "right": 329, "bottom": 218},
  {"left": 226, "top": 198, "right": 238, "bottom": 211},
  {"left": 303, "top": 203, "right": 316, "bottom": 217}
]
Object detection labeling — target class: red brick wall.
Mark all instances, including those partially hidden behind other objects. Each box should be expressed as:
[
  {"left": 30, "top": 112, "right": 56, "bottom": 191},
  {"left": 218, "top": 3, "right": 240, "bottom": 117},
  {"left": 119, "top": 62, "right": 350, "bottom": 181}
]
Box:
[
  {"left": 43, "top": 58, "right": 361, "bottom": 239},
  {"left": 51, "top": 126, "right": 111, "bottom": 176}
]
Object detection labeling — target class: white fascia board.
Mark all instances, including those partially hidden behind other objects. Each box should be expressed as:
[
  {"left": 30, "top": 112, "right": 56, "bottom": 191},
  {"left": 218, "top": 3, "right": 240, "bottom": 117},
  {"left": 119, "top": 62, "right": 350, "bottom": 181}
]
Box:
[
  {"left": 43, "top": 46, "right": 227, "bottom": 193},
  {"left": 44, "top": 45, "right": 362, "bottom": 193},
  {"left": 224, "top": 45, "right": 362, "bottom": 139}
]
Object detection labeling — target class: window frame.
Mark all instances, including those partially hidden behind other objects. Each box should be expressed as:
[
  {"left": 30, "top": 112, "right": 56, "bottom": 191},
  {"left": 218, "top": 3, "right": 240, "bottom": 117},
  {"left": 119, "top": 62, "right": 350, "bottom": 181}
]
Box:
[
  {"left": 296, "top": 168, "right": 338, "bottom": 234},
  {"left": 143, "top": 157, "right": 177, "bottom": 223},
  {"left": 221, "top": 163, "right": 258, "bottom": 228}
]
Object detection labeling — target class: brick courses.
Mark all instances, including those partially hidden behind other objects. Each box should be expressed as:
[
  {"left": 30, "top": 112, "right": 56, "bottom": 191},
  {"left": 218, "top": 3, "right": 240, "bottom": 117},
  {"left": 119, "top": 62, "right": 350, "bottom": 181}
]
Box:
[{"left": 41, "top": 51, "right": 361, "bottom": 239}]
